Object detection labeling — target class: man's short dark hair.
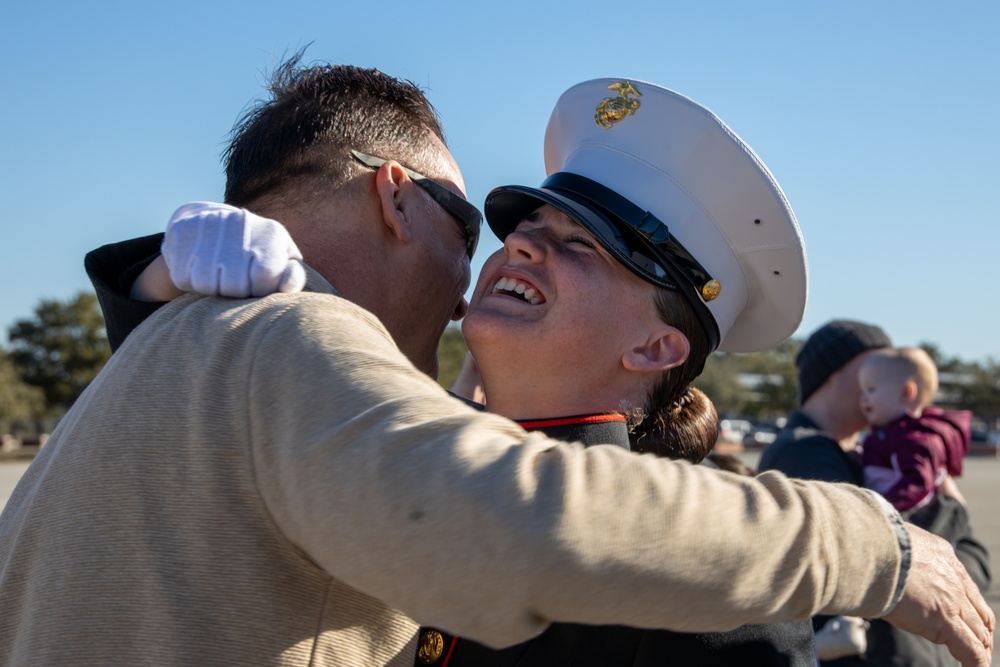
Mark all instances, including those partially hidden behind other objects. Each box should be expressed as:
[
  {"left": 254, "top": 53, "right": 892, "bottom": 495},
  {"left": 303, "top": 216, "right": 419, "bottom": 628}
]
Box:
[{"left": 223, "top": 51, "right": 447, "bottom": 208}]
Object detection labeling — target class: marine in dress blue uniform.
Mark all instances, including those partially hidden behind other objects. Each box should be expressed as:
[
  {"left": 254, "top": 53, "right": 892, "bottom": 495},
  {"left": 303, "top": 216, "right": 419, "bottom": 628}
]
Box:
[{"left": 414, "top": 78, "right": 813, "bottom": 666}]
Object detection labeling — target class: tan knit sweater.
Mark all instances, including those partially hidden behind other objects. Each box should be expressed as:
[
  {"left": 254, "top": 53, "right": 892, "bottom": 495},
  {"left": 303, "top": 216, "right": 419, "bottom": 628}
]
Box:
[{"left": 0, "top": 279, "right": 902, "bottom": 666}]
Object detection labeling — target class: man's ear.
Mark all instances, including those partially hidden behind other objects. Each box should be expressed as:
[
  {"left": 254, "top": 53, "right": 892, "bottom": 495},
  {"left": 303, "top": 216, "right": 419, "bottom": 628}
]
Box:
[
  {"left": 374, "top": 161, "right": 415, "bottom": 245},
  {"left": 622, "top": 326, "right": 691, "bottom": 373}
]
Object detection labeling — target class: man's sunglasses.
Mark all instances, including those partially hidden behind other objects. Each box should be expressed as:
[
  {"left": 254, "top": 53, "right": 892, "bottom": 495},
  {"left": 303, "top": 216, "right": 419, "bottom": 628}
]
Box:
[{"left": 350, "top": 150, "right": 481, "bottom": 258}]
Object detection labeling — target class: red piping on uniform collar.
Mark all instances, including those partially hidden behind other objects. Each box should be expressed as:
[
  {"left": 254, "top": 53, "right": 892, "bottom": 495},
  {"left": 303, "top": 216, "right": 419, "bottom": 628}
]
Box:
[
  {"left": 440, "top": 635, "right": 459, "bottom": 667},
  {"left": 517, "top": 414, "right": 627, "bottom": 430}
]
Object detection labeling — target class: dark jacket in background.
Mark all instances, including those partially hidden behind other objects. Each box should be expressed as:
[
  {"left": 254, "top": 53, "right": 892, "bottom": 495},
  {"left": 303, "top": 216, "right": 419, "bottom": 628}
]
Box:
[{"left": 760, "top": 410, "right": 991, "bottom": 667}]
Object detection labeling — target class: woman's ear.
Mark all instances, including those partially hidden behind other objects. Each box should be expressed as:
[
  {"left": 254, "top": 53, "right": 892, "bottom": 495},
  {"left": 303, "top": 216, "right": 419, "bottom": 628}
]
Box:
[
  {"left": 374, "top": 161, "right": 414, "bottom": 245},
  {"left": 623, "top": 327, "right": 690, "bottom": 373}
]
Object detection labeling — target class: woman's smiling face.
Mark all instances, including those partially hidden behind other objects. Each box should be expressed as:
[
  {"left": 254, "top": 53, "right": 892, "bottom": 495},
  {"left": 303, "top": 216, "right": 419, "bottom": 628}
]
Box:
[{"left": 461, "top": 204, "right": 671, "bottom": 410}]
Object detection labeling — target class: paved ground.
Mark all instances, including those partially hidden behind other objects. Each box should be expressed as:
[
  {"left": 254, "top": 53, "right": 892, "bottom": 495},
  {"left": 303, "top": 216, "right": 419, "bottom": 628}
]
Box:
[
  {"left": 3, "top": 454, "right": 999, "bottom": 659},
  {"left": 959, "top": 455, "right": 1000, "bottom": 665},
  {"left": 0, "top": 460, "right": 30, "bottom": 510}
]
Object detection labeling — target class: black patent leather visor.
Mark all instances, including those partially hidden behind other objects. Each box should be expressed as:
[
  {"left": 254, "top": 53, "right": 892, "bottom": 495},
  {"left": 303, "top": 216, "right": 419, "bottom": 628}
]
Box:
[{"left": 485, "top": 172, "right": 721, "bottom": 351}]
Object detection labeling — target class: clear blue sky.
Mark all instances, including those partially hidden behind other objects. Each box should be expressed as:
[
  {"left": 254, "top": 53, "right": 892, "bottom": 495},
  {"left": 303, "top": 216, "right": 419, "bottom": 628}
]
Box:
[{"left": 2, "top": 1, "right": 997, "bottom": 361}]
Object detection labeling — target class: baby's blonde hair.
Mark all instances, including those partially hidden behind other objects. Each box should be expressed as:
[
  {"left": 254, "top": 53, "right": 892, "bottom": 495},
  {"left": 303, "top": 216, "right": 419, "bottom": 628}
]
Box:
[{"left": 862, "top": 347, "right": 939, "bottom": 408}]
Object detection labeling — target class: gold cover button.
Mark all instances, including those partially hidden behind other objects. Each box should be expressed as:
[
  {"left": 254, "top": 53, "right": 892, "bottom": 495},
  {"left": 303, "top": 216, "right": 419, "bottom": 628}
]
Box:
[{"left": 701, "top": 280, "right": 722, "bottom": 301}]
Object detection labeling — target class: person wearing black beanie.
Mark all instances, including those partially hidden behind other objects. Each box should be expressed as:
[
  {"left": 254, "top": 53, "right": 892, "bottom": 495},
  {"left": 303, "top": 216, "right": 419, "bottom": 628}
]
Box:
[
  {"left": 795, "top": 320, "right": 892, "bottom": 406},
  {"left": 760, "top": 321, "right": 992, "bottom": 666},
  {"left": 760, "top": 318, "right": 890, "bottom": 486}
]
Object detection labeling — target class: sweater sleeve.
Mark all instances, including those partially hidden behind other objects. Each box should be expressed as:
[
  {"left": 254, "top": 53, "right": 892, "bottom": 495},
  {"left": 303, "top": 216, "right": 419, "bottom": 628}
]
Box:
[{"left": 244, "top": 296, "right": 905, "bottom": 648}]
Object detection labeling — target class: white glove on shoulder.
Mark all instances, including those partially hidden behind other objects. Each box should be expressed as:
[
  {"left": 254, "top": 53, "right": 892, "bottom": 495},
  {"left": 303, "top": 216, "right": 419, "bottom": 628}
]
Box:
[{"left": 162, "top": 202, "right": 306, "bottom": 298}]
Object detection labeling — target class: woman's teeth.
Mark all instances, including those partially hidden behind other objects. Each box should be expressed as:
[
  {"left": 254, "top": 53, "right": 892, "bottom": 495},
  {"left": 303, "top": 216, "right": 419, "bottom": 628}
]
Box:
[{"left": 492, "top": 277, "right": 541, "bottom": 304}]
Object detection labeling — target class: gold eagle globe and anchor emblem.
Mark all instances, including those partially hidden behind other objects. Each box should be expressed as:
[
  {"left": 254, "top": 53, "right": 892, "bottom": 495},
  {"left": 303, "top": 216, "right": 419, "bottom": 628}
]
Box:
[
  {"left": 417, "top": 629, "right": 445, "bottom": 663},
  {"left": 594, "top": 81, "right": 642, "bottom": 129}
]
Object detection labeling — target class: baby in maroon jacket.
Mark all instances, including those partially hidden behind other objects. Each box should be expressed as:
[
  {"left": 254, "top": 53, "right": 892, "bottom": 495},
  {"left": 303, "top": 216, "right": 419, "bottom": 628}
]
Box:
[{"left": 858, "top": 347, "right": 971, "bottom": 525}]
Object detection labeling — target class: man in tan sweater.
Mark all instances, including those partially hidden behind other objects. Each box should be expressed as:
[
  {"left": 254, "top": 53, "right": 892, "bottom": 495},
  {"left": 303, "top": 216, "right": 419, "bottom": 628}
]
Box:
[{"left": 0, "top": 57, "right": 993, "bottom": 666}]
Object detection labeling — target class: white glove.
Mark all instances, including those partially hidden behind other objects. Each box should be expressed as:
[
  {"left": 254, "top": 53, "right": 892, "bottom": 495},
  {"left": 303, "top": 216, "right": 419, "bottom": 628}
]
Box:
[{"left": 162, "top": 202, "right": 307, "bottom": 298}]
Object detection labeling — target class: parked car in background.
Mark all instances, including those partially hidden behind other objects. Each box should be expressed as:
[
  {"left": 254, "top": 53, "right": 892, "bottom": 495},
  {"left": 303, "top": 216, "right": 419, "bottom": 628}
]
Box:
[
  {"left": 713, "top": 419, "right": 752, "bottom": 455},
  {"left": 718, "top": 419, "right": 753, "bottom": 444},
  {"left": 969, "top": 430, "right": 1000, "bottom": 458},
  {"left": 743, "top": 425, "right": 779, "bottom": 449}
]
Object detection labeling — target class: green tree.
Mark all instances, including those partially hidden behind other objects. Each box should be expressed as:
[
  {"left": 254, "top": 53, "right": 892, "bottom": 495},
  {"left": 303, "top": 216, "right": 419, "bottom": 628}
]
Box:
[
  {"left": 738, "top": 338, "right": 800, "bottom": 420},
  {"left": 7, "top": 292, "right": 111, "bottom": 413},
  {"left": 694, "top": 339, "right": 800, "bottom": 420},
  {"left": 693, "top": 352, "right": 748, "bottom": 417},
  {"left": 960, "top": 359, "right": 1000, "bottom": 426},
  {"left": 918, "top": 342, "right": 948, "bottom": 369},
  {"left": 0, "top": 348, "right": 46, "bottom": 424},
  {"left": 436, "top": 324, "right": 469, "bottom": 391},
  {"left": 919, "top": 342, "right": 1000, "bottom": 427}
]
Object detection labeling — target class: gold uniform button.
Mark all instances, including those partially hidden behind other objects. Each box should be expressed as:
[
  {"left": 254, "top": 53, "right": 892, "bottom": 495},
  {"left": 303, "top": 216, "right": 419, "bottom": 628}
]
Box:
[
  {"left": 701, "top": 279, "right": 722, "bottom": 302},
  {"left": 417, "top": 630, "right": 445, "bottom": 664}
]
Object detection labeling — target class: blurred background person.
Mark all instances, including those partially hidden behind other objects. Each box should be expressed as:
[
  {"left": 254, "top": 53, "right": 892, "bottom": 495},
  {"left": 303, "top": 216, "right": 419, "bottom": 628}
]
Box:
[
  {"left": 859, "top": 346, "right": 971, "bottom": 523},
  {"left": 760, "top": 320, "right": 991, "bottom": 667}
]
